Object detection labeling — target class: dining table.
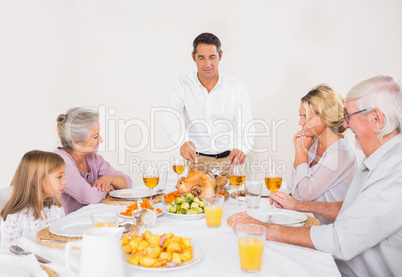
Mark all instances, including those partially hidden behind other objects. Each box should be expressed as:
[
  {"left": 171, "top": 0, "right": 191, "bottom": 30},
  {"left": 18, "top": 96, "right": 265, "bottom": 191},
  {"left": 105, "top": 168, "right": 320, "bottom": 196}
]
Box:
[{"left": 4, "top": 182, "right": 341, "bottom": 277}]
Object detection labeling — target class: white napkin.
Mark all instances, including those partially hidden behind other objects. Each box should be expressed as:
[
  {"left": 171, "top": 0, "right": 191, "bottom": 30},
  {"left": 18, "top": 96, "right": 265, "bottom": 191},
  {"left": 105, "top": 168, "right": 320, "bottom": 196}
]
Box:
[{"left": 0, "top": 249, "right": 47, "bottom": 277}]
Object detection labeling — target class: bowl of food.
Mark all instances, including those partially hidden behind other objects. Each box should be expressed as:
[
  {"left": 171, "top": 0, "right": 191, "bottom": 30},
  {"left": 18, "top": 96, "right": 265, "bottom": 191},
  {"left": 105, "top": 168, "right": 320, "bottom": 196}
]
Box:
[
  {"left": 164, "top": 193, "right": 206, "bottom": 220},
  {"left": 122, "top": 230, "right": 202, "bottom": 270}
]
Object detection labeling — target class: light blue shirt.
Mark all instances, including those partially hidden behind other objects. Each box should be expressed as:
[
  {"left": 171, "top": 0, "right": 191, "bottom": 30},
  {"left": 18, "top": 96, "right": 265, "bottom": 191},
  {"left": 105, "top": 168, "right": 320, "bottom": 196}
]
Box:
[{"left": 310, "top": 134, "right": 402, "bottom": 277}]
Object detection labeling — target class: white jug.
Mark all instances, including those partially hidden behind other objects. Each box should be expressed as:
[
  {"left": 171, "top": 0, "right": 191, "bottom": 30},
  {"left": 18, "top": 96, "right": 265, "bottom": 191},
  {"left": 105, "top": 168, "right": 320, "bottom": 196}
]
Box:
[{"left": 65, "top": 227, "right": 125, "bottom": 277}]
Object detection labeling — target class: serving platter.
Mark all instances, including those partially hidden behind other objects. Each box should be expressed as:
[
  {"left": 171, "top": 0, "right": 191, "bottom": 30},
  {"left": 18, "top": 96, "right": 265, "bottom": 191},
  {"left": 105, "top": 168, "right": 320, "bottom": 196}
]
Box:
[{"left": 119, "top": 209, "right": 163, "bottom": 219}]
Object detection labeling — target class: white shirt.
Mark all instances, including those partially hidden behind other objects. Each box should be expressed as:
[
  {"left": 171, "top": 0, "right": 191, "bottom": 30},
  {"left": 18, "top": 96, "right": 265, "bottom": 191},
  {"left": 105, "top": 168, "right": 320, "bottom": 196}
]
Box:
[
  {"left": 0, "top": 205, "right": 65, "bottom": 247},
  {"left": 310, "top": 134, "right": 402, "bottom": 277},
  {"left": 163, "top": 72, "right": 255, "bottom": 154},
  {"left": 288, "top": 138, "right": 358, "bottom": 224}
]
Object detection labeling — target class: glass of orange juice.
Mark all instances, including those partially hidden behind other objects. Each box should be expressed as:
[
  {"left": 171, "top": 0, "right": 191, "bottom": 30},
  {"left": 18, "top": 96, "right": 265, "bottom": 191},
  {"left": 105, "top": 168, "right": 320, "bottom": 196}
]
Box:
[
  {"left": 204, "top": 194, "right": 224, "bottom": 228},
  {"left": 236, "top": 224, "right": 266, "bottom": 272},
  {"left": 91, "top": 212, "right": 118, "bottom": 228}
]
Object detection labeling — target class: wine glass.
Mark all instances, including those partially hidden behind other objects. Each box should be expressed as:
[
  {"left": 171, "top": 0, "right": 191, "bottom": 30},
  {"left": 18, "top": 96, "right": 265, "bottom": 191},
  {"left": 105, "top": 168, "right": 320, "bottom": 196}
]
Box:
[
  {"left": 143, "top": 166, "right": 159, "bottom": 203},
  {"left": 265, "top": 171, "right": 282, "bottom": 208},
  {"left": 229, "top": 164, "right": 246, "bottom": 206},
  {"left": 172, "top": 157, "right": 185, "bottom": 181}
]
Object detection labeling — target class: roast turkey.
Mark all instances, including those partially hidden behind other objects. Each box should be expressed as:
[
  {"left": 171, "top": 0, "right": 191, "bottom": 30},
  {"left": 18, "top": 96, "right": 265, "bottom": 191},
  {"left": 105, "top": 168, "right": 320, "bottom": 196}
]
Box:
[{"left": 176, "top": 168, "right": 227, "bottom": 197}]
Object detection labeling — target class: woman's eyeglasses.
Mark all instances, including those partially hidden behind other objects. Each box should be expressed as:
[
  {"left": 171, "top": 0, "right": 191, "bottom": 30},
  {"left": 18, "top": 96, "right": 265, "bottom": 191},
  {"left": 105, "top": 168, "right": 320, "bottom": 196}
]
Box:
[{"left": 343, "top": 109, "right": 367, "bottom": 124}]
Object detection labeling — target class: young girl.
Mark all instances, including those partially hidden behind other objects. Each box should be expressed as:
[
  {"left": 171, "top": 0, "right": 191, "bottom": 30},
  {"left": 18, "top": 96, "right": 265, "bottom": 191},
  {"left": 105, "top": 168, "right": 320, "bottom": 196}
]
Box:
[{"left": 0, "top": 150, "right": 67, "bottom": 246}]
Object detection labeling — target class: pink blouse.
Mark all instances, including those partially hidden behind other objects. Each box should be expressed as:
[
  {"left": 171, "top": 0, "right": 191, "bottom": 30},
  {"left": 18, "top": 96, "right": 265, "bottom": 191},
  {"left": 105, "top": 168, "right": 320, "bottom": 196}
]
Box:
[{"left": 54, "top": 148, "right": 132, "bottom": 214}]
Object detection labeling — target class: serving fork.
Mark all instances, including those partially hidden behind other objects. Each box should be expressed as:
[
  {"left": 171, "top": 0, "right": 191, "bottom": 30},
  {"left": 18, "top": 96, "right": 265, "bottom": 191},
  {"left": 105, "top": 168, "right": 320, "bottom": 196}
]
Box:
[{"left": 210, "top": 163, "right": 230, "bottom": 176}]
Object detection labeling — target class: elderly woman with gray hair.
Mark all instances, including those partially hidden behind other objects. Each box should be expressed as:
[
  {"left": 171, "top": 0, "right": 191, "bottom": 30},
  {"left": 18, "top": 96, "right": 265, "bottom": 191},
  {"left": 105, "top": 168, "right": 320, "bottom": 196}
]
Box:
[{"left": 55, "top": 107, "right": 132, "bottom": 214}]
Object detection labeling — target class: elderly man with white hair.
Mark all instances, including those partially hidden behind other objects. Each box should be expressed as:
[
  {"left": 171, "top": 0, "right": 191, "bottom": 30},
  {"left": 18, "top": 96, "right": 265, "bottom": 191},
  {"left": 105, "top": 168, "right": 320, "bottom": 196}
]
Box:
[{"left": 231, "top": 75, "right": 402, "bottom": 277}]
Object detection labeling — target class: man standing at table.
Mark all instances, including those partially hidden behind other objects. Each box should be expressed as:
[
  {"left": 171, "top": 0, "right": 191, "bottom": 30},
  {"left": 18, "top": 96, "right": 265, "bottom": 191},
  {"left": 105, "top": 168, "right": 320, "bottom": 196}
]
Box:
[
  {"left": 231, "top": 75, "right": 402, "bottom": 276},
  {"left": 163, "top": 32, "right": 254, "bottom": 176}
]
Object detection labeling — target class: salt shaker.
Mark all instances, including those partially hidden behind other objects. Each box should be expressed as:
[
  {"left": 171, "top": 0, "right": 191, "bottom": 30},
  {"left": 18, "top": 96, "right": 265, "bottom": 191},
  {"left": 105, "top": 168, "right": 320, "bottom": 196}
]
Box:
[{"left": 133, "top": 209, "right": 157, "bottom": 228}]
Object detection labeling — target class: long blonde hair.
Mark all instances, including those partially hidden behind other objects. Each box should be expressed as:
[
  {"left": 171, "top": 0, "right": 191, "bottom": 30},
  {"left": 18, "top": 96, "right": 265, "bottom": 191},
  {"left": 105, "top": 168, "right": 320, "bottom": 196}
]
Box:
[
  {"left": 0, "top": 150, "right": 65, "bottom": 221},
  {"left": 301, "top": 84, "right": 346, "bottom": 134}
]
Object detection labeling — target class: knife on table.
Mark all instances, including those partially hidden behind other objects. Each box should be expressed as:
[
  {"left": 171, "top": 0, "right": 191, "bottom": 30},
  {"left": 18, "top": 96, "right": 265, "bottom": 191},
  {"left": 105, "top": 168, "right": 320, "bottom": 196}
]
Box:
[{"left": 34, "top": 254, "right": 51, "bottom": 264}]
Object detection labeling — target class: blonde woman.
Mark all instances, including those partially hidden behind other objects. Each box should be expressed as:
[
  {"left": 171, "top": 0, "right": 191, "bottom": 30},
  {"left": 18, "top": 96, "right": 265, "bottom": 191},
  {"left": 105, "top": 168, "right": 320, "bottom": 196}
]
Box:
[
  {"left": 55, "top": 107, "right": 132, "bottom": 214},
  {"left": 287, "top": 84, "right": 358, "bottom": 224},
  {"left": 0, "top": 150, "right": 66, "bottom": 246}
]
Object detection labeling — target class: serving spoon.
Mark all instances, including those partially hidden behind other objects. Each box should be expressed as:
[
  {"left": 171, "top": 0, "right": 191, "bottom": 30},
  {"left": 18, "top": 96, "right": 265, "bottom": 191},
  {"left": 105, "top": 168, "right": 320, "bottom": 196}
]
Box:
[
  {"left": 120, "top": 222, "right": 133, "bottom": 233},
  {"left": 9, "top": 245, "right": 51, "bottom": 263}
]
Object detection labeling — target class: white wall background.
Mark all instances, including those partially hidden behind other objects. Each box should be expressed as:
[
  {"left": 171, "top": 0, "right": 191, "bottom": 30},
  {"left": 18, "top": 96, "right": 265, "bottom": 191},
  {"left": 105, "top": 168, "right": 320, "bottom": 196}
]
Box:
[{"left": 1, "top": 0, "right": 402, "bottom": 188}]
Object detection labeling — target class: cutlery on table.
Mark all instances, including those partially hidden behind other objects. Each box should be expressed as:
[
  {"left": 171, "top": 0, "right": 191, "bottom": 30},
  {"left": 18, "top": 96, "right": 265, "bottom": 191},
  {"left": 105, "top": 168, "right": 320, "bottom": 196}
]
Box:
[
  {"left": 267, "top": 214, "right": 273, "bottom": 223},
  {"left": 9, "top": 245, "right": 51, "bottom": 264}
]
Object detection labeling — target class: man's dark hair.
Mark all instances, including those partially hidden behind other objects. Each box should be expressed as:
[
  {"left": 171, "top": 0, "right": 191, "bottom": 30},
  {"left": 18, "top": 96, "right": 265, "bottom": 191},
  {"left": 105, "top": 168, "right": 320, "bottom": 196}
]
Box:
[{"left": 192, "top": 33, "right": 222, "bottom": 56}]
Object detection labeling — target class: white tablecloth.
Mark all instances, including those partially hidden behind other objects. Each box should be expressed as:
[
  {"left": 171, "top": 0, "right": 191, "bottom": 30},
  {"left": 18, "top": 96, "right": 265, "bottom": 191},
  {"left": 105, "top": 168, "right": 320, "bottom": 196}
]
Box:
[{"left": 7, "top": 187, "right": 341, "bottom": 277}]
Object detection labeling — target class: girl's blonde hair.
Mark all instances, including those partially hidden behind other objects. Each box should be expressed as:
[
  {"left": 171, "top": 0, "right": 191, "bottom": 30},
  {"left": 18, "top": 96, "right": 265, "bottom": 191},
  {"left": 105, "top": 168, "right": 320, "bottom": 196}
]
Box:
[
  {"left": 301, "top": 84, "right": 346, "bottom": 134},
  {"left": 0, "top": 150, "right": 65, "bottom": 221}
]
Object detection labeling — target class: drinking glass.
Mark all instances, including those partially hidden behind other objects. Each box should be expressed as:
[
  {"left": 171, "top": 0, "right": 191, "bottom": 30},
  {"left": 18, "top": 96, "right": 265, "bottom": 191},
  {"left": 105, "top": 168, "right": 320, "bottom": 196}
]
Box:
[
  {"left": 143, "top": 166, "right": 159, "bottom": 202},
  {"left": 265, "top": 170, "right": 282, "bottom": 208},
  {"left": 204, "top": 194, "right": 224, "bottom": 228},
  {"left": 91, "top": 212, "right": 118, "bottom": 228},
  {"left": 230, "top": 164, "right": 246, "bottom": 206},
  {"left": 157, "top": 170, "right": 168, "bottom": 195},
  {"left": 172, "top": 157, "right": 185, "bottom": 181},
  {"left": 236, "top": 224, "right": 266, "bottom": 272},
  {"left": 244, "top": 181, "right": 263, "bottom": 209}
]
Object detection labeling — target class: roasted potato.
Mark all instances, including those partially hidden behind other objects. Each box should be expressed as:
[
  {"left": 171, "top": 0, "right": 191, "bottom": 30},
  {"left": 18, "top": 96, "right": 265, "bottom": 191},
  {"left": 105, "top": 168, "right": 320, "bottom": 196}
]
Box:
[
  {"left": 172, "top": 253, "right": 182, "bottom": 265},
  {"left": 140, "top": 255, "right": 156, "bottom": 267},
  {"left": 143, "top": 244, "right": 162, "bottom": 258},
  {"left": 159, "top": 251, "right": 172, "bottom": 262},
  {"left": 122, "top": 231, "right": 193, "bottom": 268}
]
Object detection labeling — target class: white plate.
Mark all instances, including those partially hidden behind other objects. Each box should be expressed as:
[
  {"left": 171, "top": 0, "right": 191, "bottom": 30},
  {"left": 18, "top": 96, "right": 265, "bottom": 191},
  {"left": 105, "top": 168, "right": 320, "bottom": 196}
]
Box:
[
  {"left": 123, "top": 245, "right": 202, "bottom": 271},
  {"left": 110, "top": 188, "right": 159, "bottom": 199},
  {"left": 119, "top": 208, "right": 164, "bottom": 219},
  {"left": 0, "top": 265, "right": 30, "bottom": 277},
  {"left": 162, "top": 206, "right": 205, "bottom": 220},
  {"left": 49, "top": 216, "right": 92, "bottom": 237},
  {"left": 247, "top": 208, "right": 307, "bottom": 225}
]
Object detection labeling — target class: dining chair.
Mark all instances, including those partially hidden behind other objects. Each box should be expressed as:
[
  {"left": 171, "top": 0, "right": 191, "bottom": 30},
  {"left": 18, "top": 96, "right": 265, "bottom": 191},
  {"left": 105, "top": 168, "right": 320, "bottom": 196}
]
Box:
[{"left": 0, "top": 186, "right": 12, "bottom": 211}]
